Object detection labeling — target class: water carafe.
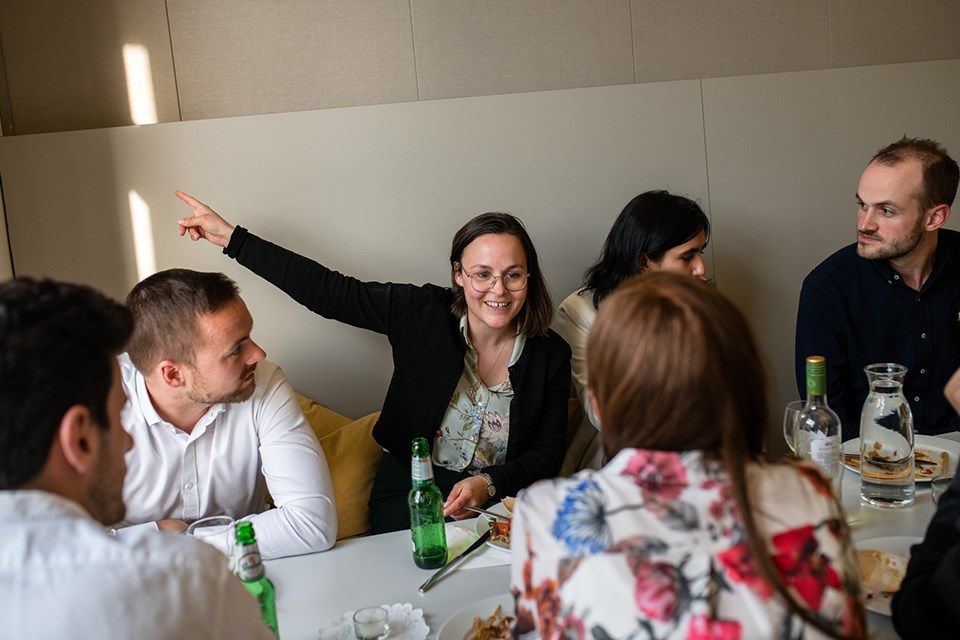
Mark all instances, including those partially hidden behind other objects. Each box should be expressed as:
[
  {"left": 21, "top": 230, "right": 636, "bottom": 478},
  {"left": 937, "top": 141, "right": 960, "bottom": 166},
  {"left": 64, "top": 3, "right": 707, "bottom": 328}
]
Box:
[{"left": 859, "top": 363, "right": 915, "bottom": 508}]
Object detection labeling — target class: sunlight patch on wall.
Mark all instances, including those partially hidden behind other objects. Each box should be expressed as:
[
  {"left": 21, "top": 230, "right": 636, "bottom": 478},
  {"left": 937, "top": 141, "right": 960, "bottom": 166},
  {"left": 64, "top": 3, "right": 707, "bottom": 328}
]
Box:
[
  {"left": 123, "top": 44, "right": 158, "bottom": 125},
  {"left": 129, "top": 190, "right": 156, "bottom": 280}
]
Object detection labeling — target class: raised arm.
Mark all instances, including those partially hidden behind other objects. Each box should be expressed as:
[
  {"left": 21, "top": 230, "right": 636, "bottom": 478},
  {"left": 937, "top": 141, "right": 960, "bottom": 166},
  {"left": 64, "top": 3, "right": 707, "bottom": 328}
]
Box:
[{"left": 176, "top": 190, "right": 236, "bottom": 248}]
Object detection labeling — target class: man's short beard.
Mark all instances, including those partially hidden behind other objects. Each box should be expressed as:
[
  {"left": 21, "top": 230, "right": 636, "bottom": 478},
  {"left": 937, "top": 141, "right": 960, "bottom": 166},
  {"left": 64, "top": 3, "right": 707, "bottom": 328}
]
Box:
[
  {"left": 857, "top": 217, "right": 924, "bottom": 261},
  {"left": 188, "top": 382, "right": 256, "bottom": 406}
]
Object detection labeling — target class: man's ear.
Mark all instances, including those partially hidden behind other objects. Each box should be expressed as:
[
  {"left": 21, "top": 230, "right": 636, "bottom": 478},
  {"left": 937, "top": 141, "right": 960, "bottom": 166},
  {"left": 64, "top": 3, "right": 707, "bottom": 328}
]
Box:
[
  {"left": 926, "top": 204, "right": 950, "bottom": 231},
  {"left": 157, "top": 360, "right": 186, "bottom": 388},
  {"left": 56, "top": 405, "right": 99, "bottom": 475}
]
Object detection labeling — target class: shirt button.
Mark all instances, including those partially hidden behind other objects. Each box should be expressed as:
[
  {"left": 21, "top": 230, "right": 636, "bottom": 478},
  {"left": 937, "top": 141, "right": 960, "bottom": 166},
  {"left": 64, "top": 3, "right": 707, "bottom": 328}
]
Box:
[
  {"left": 920, "top": 369, "right": 926, "bottom": 375},
  {"left": 921, "top": 333, "right": 927, "bottom": 339},
  {"left": 184, "top": 482, "right": 194, "bottom": 490},
  {"left": 914, "top": 396, "right": 920, "bottom": 402},
  {"left": 894, "top": 274, "right": 900, "bottom": 280}
]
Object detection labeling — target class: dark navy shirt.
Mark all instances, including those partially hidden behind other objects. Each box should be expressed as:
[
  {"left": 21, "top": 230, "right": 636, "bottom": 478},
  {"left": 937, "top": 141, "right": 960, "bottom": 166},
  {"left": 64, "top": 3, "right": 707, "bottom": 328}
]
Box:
[{"left": 795, "top": 229, "right": 960, "bottom": 441}]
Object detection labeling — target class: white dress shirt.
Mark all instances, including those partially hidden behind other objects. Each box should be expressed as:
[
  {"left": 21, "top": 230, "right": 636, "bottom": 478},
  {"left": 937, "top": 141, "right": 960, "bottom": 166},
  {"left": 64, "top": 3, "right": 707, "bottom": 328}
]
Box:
[
  {"left": 0, "top": 490, "right": 274, "bottom": 640},
  {"left": 119, "top": 353, "right": 337, "bottom": 558}
]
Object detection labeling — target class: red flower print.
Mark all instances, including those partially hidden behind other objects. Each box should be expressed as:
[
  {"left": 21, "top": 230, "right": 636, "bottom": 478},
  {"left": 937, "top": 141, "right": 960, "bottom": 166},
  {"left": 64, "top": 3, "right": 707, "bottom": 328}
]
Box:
[
  {"left": 535, "top": 579, "right": 562, "bottom": 640},
  {"left": 716, "top": 544, "right": 774, "bottom": 599},
  {"left": 770, "top": 525, "right": 841, "bottom": 611},
  {"left": 686, "top": 614, "right": 742, "bottom": 640},
  {"left": 633, "top": 561, "right": 686, "bottom": 622},
  {"left": 622, "top": 450, "right": 688, "bottom": 500}
]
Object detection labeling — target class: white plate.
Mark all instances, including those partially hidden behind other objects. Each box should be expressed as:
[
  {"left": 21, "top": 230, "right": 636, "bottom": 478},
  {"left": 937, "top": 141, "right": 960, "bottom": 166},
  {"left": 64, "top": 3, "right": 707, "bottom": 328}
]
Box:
[
  {"left": 842, "top": 434, "right": 959, "bottom": 483},
  {"left": 437, "top": 593, "right": 514, "bottom": 640},
  {"left": 855, "top": 536, "right": 920, "bottom": 617},
  {"left": 473, "top": 502, "right": 511, "bottom": 551}
]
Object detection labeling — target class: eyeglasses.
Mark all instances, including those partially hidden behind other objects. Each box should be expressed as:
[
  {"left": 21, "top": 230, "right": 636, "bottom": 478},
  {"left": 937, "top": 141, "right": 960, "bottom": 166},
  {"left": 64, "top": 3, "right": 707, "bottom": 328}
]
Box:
[{"left": 457, "top": 264, "right": 529, "bottom": 292}]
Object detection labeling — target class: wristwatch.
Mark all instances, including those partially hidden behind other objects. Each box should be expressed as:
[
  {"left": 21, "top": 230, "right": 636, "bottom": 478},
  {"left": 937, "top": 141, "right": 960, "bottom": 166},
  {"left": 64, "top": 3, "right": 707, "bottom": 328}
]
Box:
[{"left": 479, "top": 473, "right": 496, "bottom": 498}]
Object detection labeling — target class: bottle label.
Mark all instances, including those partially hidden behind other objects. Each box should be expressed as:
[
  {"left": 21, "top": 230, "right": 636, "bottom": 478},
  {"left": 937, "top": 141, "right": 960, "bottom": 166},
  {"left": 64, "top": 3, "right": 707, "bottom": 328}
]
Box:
[
  {"left": 411, "top": 457, "right": 434, "bottom": 482},
  {"left": 235, "top": 549, "right": 264, "bottom": 581},
  {"left": 809, "top": 437, "right": 840, "bottom": 467}
]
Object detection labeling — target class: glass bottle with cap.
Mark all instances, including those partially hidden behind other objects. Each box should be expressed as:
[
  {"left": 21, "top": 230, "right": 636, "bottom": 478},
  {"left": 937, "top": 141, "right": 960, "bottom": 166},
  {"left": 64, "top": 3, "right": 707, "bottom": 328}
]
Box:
[
  {"left": 408, "top": 437, "right": 448, "bottom": 569},
  {"left": 795, "top": 355, "right": 843, "bottom": 496}
]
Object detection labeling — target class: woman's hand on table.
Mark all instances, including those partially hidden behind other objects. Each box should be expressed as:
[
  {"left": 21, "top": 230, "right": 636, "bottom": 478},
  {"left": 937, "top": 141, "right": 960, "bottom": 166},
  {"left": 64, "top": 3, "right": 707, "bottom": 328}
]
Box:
[
  {"left": 175, "top": 190, "right": 236, "bottom": 248},
  {"left": 443, "top": 476, "right": 489, "bottom": 520}
]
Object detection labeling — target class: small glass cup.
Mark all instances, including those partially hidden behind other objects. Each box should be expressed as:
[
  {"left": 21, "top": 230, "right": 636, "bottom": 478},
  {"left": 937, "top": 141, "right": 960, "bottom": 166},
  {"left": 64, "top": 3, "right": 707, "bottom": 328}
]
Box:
[
  {"left": 783, "top": 400, "right": 804, "bottom": 454},
  {"left": 186, "top": 515, "right": 235, "bottom": 563},
  {"left": 931, "top": 474, "right": 955, "bottom": 505},
  {"left": 353, "top": 606, "right": 389, "bottom": 640}
]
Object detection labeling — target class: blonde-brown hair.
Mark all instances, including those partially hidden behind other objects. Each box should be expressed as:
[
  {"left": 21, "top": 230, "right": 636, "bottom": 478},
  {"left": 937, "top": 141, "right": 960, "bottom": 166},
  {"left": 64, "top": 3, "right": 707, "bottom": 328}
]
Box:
[{"left": 588, "top": 272, "right": 859, "bottom": 639}]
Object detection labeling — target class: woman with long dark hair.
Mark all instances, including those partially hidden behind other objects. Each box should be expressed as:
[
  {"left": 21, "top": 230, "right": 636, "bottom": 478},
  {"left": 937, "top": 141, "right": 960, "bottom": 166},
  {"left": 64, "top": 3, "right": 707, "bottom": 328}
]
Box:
[
  {"left": 511, "top": 273, "right": 865, "bottom": 639},
  {"left": 555, "top": 190, "right": 710, "bottom": 428},
  {"left": 176, "top": 191, "right": 570, "bottom": 534}
]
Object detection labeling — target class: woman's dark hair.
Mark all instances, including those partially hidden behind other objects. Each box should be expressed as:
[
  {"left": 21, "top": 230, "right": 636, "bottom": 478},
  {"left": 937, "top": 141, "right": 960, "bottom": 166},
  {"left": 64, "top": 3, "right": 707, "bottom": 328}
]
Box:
[
  {"left": 588, "top": 272, "right": 859, "bottom": 639},
  {"left": 449, "top": 212, "right": 552, "bottom": 337},
  {"left": 583, "top": 190, "right": 710, "bottom": 308}
]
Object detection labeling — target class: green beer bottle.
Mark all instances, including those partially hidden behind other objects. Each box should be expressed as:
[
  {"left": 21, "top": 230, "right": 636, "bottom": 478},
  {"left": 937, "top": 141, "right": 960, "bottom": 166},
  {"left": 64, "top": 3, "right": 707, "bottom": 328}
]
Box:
[
  {"left": 408, "top": 437, "right": 448, "bottom": 569},
  {"left": 234, "top": 521, "right": 280, "bottom": 636}
]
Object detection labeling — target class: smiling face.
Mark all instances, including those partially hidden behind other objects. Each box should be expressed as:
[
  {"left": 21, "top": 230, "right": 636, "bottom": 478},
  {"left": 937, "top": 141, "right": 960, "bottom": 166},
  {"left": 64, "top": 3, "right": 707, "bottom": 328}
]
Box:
[
  {"left": 856, "top": 158, "right": 928, "bottom": 261},
  {"left": 646, "top": 230, "right": 708, "bottom": 277},
  {"left": 186, "top": 298, "right": 266, "bottom": 405},
  {"left": 454, "top": 233, "right": 529, "bottom": 336}
]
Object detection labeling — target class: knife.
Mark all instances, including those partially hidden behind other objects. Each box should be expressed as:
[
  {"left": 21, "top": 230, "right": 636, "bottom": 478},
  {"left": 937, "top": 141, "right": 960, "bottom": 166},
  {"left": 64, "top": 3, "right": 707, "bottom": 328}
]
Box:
[
  {"left": 418, "top": 530, "right": 492, "bottom": 593},
  {"left": 463, "top": 505, "right": 511, "bottom": 520}
]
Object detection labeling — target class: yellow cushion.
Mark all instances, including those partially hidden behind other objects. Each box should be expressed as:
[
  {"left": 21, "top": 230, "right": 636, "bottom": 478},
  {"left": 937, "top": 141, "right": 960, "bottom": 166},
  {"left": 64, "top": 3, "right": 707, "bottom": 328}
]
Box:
[{"left": 296, "top": 393, "right": 383, "bottom": 539}]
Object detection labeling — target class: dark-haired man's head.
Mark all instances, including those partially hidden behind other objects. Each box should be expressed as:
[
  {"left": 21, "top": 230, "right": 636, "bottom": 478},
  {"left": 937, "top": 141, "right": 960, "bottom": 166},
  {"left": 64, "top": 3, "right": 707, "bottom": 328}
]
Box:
[{"left": 0, "top": 278, "right": 133, "bottom": 524}]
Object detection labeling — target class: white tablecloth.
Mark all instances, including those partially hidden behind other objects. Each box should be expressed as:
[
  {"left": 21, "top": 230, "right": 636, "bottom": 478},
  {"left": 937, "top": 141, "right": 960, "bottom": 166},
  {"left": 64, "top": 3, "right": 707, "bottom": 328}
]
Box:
[{"left": 267, "top": 432, "right": 960, "bottom": 640}]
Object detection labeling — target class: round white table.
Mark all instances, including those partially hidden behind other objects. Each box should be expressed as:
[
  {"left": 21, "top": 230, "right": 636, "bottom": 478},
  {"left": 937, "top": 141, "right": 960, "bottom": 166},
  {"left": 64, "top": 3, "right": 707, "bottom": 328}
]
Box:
[{"left": 267, "top": 432, "right": 960, "bottom": 639}]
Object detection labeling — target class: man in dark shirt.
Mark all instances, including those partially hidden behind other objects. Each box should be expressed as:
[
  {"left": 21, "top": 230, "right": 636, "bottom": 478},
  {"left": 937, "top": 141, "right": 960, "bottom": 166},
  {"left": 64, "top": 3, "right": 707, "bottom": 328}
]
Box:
[{"left": 796, "top": 136, "right": 960, "bottom": 440}]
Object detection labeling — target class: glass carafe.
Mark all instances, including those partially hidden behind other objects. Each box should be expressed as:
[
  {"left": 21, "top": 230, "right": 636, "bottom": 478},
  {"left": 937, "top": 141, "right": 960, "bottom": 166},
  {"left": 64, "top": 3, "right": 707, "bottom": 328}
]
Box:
[{"left": 859, "top": 363, "right": 915, "bottom": 508}]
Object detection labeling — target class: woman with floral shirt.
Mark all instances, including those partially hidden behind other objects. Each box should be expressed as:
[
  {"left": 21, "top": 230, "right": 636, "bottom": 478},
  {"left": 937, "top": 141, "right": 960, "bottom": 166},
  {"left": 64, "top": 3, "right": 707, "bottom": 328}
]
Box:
[{"left": 510, "top": 273, "right": 865, "bottom": 640}]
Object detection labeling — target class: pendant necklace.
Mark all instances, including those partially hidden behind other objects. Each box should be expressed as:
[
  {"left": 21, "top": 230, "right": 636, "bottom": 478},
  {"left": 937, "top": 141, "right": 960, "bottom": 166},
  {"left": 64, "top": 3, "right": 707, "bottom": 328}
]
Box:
[{"left": 479, "top": 336, "right": 511, "bottom": 387}]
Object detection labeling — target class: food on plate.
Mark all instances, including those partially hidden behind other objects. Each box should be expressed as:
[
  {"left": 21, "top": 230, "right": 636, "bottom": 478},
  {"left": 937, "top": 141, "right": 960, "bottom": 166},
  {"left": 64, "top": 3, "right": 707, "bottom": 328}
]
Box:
[
  {"left": 501, "top": 496, "right": 516, "bottom": 513},
  {"left": 844, "top": 444, "right": 949, "bottom": 480},
  {"left": 468, "top": 604, "right": 514, "bottom": 640},
  {"left": 857, "top": 549, "right": 908, "bottom": 593},
  {"left": 489, "top": 519, "right": 511, "bottom": 545}
]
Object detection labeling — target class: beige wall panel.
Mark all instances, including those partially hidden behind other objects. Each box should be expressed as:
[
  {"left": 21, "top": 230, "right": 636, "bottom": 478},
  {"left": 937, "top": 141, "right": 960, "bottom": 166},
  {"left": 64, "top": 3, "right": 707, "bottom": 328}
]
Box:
[
  {"left": 829, "top": 1, "right": 960, "bottom": 68},
  {"left": 703, "top": 59, "right": 960, "bottom": 455},
  {"left": 411, "top": 0, "right": 634, "bottom": 100},
  {"left": 0, "top": 0, "right": 178, "bottom": 134},
  {"left": 631, "top": 0, "right": 830, "bottom": 82},
  {"left": 0, "top": 81, "right": 707, "bottom": 417},
  {"left": 167, "top": 0, "right": 417, "bottom": 120}
]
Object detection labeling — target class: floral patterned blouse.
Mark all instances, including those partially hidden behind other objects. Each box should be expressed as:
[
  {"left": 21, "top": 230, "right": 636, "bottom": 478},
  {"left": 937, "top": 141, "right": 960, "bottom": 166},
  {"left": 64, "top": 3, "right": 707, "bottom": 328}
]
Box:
[
  {"left": 510, "top": 448, "right": 865, "bottom": 639},
  {"left": 433, "top": 317, "right": 525, "bottom": 473}
]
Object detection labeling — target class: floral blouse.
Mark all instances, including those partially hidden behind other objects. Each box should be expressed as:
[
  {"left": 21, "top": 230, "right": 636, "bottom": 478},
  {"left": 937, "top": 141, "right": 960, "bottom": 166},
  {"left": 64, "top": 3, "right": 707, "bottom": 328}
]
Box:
[
  {"left": 510, "top": 448, "right": 865, "bottom": 639},
  {"left": 433, "top": 317, "right": 525, "bottom": 473}
]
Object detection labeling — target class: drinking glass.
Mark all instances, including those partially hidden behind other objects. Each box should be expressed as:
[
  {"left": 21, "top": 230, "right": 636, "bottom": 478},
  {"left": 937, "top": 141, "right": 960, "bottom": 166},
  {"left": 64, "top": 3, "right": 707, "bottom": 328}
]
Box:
[
  {"left": 353, "top": 606, "right": 389, "bottom": 640},
  {"left": 783, "top": 400, "right": 804, "bottom": 454},
  {"left": 186, "top": 515, "right": 235, "bottom": 564}
]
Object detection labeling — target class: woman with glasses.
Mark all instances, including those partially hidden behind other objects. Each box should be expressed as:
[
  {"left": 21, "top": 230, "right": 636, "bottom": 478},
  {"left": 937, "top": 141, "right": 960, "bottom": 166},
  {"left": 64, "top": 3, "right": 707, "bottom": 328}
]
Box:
[
  {"left": 175, "top": 191, "right": 571, "bottom": 534},
  {"left": 556, "top": 190, "right": 710, "bottom": 430}
]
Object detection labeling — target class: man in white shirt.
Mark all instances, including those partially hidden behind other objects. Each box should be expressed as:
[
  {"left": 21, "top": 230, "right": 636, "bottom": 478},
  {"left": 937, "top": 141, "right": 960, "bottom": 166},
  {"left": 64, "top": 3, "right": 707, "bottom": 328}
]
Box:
[
  {"left": 119, "top": 268, "right": 337, "bottom": 558},
  {"left": 0, "top": 277, "right": 274, "bottom": 639}
]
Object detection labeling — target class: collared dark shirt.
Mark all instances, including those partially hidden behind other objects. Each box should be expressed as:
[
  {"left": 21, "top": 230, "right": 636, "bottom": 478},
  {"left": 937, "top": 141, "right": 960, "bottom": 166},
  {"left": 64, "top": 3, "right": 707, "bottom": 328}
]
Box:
[{"left": 795, "top": 229, "right": 960, "bottom": 441}]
